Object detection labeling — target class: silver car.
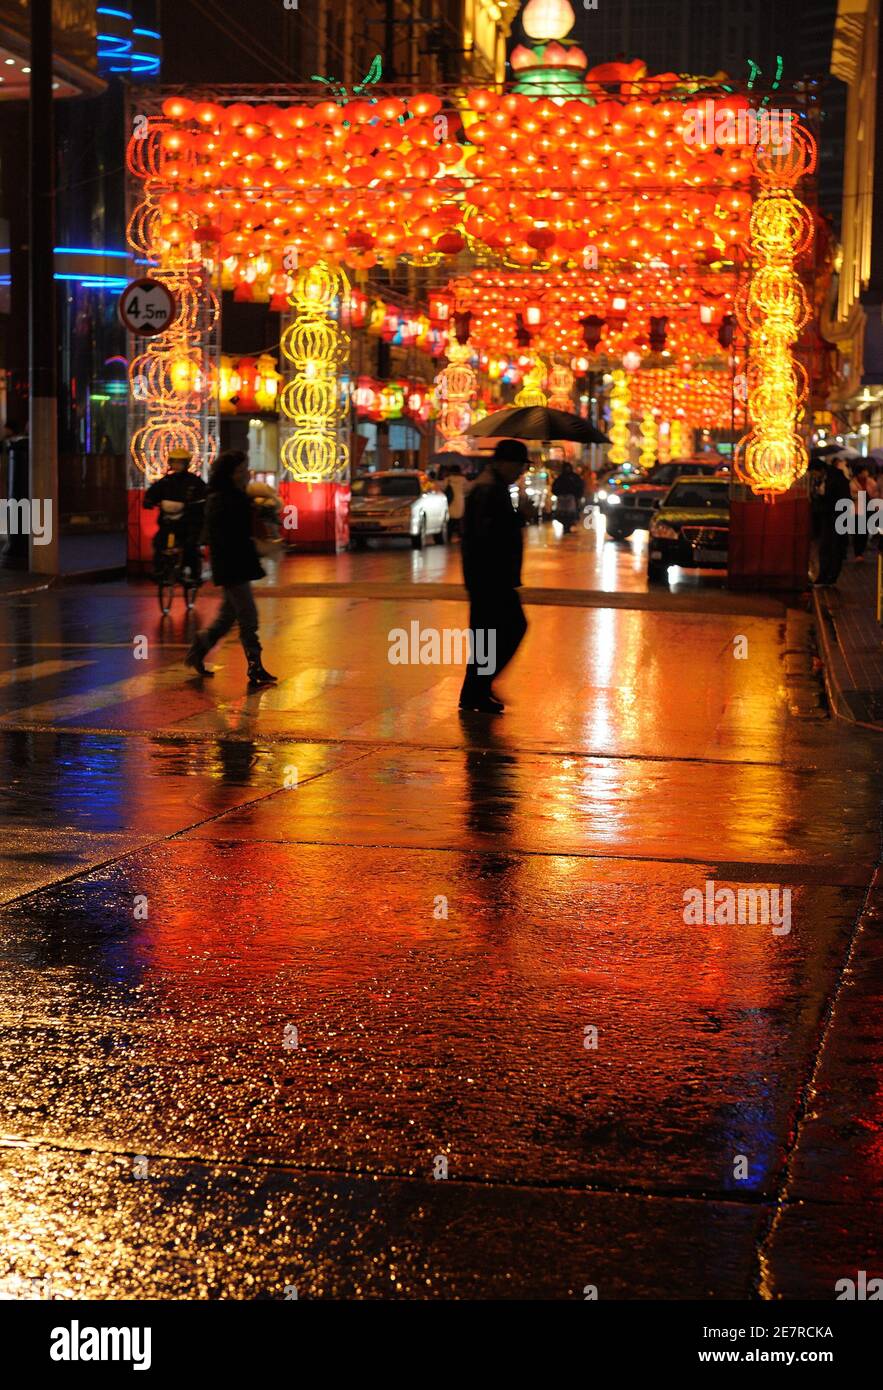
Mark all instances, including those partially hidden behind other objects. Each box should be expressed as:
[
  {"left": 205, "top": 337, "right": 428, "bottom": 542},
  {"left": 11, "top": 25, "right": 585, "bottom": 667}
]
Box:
[{"left": 349, "top": 471, "right": 449, "bottom": 550}]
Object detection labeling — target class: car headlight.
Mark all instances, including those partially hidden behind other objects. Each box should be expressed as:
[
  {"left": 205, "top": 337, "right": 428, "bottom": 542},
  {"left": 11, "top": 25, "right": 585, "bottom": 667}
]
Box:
[
  {"left": 606, "top": 493, "right": 621, "bottom": 506},
  {"left": 650, "top": 520, "right": 678, "bottom": 540}
]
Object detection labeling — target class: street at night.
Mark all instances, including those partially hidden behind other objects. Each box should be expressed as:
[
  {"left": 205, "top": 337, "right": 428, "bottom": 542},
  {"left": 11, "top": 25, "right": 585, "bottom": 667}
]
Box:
[
  {"left": 1, "top": 535, "right": 881, "bottom": 1309},
  {"left": 3, "top": 0, "right": 883, "bottom": 1364}
]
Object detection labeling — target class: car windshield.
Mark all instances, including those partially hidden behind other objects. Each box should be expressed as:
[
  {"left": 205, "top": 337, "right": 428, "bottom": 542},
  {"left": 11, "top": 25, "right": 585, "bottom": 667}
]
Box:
[
  {"left": 648, "top": 465, "right": 678, "bottom": 485},
  {"left": 352, "top": 476, "right": 420, "bottom": 498},
  {"left": 665, "top": 482, "right": 729, "bottom": 509}
]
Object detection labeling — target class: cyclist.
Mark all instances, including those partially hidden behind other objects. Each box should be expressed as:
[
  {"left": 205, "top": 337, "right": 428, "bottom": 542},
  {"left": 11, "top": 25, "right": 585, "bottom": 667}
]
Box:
[{"left": 144, "top": 447, "right": 208, "bottom": 582}]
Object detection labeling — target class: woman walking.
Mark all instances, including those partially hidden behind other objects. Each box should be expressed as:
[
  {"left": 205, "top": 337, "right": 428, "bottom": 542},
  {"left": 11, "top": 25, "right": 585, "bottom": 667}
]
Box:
[{"left": 185, "top": 450, "right": 277, "bottom": 687}]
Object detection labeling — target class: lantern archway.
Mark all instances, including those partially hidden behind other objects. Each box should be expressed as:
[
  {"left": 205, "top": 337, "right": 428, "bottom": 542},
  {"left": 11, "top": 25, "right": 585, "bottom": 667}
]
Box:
[{"left": 124, "top": 61, "right": 817, "bottom": 555}]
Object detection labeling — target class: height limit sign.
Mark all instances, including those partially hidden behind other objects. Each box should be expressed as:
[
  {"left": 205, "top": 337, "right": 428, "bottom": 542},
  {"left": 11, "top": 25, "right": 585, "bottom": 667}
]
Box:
[{"left": 118, "top": 277, "right": 177, "bottom": 336}]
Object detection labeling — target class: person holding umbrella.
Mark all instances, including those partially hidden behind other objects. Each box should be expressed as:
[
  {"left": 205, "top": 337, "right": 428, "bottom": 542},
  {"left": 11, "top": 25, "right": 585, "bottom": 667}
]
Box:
[{"left": 459, "top": 439, "right": 529, "bottom": 714}]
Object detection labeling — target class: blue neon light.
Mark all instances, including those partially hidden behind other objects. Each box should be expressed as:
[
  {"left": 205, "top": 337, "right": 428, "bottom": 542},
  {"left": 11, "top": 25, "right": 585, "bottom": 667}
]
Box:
[
  {"left": 54, "top": 273, "right": 129, "bottom": 286},
  {"left": 55, "top": 246, "right": 130, "bottom": 258},
  {"left": 96, "top": 7, "right": 133, "bottom": 18},
  {"left": 133, "top": 29, "right": 161, "bottom": 39}
]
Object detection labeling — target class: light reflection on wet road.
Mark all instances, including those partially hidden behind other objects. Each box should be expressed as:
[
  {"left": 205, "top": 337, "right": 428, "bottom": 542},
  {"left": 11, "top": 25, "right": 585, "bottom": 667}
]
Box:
[{"left": 0, "top": 526, "right": 880, "bottom": 1299}]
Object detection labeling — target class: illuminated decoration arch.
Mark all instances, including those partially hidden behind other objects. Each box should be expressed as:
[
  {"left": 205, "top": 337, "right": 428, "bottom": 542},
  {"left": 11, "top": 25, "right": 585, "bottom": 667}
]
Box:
[
  {"left": 126, "top": 66, "right": 818, "bottom": 503},
  {"left": 280, "top": 260, "right": 350, "bottom": 483}
]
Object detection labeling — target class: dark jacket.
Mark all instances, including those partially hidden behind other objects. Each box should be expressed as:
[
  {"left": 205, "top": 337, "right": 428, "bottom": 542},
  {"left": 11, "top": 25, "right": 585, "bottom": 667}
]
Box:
[
  {"left": 144, "top": 470, "right": 208, "bottom": 510},
  {"left": 461, "top": 470, "right": 523, "bottom": 592},
  {"left": 204, "top": 485, "right": 264, "bottom": 587},
  {"left": 820, "top": 465, "right": 852, "bottom": 528},
  {"left": 552, "top": 468, "right": 584, "bottom": 499}
]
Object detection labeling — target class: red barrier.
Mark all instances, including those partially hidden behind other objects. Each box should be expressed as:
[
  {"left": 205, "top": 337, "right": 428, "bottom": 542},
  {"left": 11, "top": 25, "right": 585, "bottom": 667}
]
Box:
[
  {"left": 278, "top": 480, "right": 350, "bottom": 552},
  {"left": 728, "top": 493, "right": 811, "bottom": 590}
]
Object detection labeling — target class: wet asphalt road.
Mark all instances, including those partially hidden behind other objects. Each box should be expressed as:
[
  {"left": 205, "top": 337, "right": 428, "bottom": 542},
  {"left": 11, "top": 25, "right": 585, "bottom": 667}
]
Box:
[{"left": 0, "top": 521, "right": 881, "bottom": 1300}]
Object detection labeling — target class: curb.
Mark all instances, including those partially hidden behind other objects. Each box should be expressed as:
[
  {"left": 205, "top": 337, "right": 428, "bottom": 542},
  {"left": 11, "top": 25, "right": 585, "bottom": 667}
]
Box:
[
  {"left": 812, "top": 587, "right": 883, "bottom": 730},
  {"left": 0, "top": 565, "right": 126, "bottom": 595}
]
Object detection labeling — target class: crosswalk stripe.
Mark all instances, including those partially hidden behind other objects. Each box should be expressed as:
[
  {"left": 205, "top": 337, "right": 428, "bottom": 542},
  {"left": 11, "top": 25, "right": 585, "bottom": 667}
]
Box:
[
  {"left": 0, "top": 664, "right": 188, "bottom": 724},
  {"left": 0, "top": 659, "right": 94, "bottom": 690}
]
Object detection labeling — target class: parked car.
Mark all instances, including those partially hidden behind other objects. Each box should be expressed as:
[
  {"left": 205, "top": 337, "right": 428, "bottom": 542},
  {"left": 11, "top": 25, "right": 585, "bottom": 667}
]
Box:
[
  {"left": 350, "top": 471, "right": 449, "bottom": 550},
  {"left": 603, "top": 459, "right": 726, "bottom": 541},
  {"left": 596, "top": 466, "right": 647, "bottom": 538},
  {"left": 518, "top": 465, "right": 552, "bottom": 524},
  {"left": 647, "top": 476, "right": 731, "bottom": 583}
]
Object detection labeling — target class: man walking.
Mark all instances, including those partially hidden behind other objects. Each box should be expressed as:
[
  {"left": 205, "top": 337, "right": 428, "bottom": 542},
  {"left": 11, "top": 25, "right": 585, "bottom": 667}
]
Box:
[
  {"left": 459, "top": 439, "right": 528, "bottom": 713},
  {"left": 816, "top": 457, "right": 853, "bottom": 586}
]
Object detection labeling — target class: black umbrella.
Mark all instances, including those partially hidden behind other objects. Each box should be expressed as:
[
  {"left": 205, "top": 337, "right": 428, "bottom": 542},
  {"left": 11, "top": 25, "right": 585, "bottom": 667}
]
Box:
[
  {"left": 470, "top": 406, "right": 610, "bottom": 445},
  {"left": 814, "top": 441, "right": 856, "bottom": 458}
]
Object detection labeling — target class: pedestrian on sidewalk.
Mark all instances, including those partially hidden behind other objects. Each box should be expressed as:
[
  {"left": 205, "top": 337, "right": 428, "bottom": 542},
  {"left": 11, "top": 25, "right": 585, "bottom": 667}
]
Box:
[
  {"left": 459, "top": 439, "right": 528, "bottom": 714},
  {"left": 850, "top": 463, "right": 878, "bottom": 560},
  {"left": 552, "top": 460, "right": 584, "bottom": 533},
  {"left": 816, "top": 457, "right": 853, "bottom": 586},
  {"left": 185, "top": 450, "right": 277, "bottom": 688},
  {"left": 444, "top": 462, "right": 469, "bottom": 539}
]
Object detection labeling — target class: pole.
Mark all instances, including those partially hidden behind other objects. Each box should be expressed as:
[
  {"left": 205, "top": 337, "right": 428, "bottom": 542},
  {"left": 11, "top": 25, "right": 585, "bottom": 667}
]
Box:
[{"left": 29, "top": 0, "right": 59, "bottom": 574}]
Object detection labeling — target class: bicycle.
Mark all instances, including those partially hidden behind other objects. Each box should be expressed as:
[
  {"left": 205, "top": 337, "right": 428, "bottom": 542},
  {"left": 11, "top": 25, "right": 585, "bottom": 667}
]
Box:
[{"left": 156, "top": 525, "right": 202, "bottom": 615}]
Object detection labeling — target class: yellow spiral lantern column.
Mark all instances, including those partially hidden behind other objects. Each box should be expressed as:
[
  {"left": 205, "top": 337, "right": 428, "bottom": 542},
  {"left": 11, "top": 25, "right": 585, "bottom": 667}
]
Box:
[
  {"left": 608, "top": 369, "right": 631, "bottom": 467},
  {"left": 735, "top": 126, "right": 816, "bottom": 497},
  {"left": 670, "top": 417, "right": 688, "bottom": 460},
  {"left": 639, "top": 412, "right": 657, "bottom": 469},
  {"left": 280, "top": 260, "right": 350, "bottom": 484},
  {"left": 657, "top": 420, "right": 671, "bottom": 464}
]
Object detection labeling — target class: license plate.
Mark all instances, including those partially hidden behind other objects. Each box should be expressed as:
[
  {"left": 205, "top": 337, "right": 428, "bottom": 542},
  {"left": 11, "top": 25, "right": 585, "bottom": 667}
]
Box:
[{"left": 695, "top": 547, "right": 727, "bottom": 564}]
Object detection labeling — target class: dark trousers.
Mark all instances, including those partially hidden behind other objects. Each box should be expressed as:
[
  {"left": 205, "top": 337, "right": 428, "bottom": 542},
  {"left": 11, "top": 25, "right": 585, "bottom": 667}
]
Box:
[
  {"left": 461, "top": 587, "right": 527, "bottom": 696},
  {"left": 818, "top": 528, "right": 849, "bottom": 584},
  {"left": 198, "top": 582, "right": 261, "bottom": 663}
]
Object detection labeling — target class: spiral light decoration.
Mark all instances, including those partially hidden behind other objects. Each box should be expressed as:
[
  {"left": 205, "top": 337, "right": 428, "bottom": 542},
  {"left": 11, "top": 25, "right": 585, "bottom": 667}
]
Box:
[
  {"left": 126, "top": 120, "right": 219, "bottom": 481},
  {"left": 639, "top": 412, "right": 658, "bottom": 469},
  {"left": 608, "top": 369, "right": 631, "bottom": 466},
  {"left": 434, "top": 341, "right": 477, "bottom": 454},
  {"left": 669, "top": 417, "right": 689, "bottom": 460},
  {"left": 734, "top": 125, "right": 816, "bottom": 497},
  {"left": 280, "top": 260, "right": 350, "bottom": 483}
]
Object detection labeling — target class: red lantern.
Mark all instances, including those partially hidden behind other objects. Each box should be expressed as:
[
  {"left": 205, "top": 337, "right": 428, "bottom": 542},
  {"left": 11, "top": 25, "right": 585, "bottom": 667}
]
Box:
[
  {"left": 435, "top": 231, "right": 465, "bottom": 256},
  {"left": 381, "top": 308, "right": 400, "bottom": 343},
  {"left": 429, "top": 290, "right": 453, "bottom": 326},
  {"left": 354, "top": 376, "right": 381, "bottom": 420},
  {"left": 347, "top": 288, "right": 369, "bottom": 329},
  {"left": 235, "top": 357, "right": 257, "bottom": 413},
  {"left": 400, "top": 316, "right": 420, "bottom": 347}
]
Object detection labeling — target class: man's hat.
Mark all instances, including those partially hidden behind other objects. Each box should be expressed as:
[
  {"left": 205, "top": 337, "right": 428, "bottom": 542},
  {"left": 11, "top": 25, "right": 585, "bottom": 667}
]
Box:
[
  {"left": 168, "top": 447, "right": 192, "bottom": 461},
  {"left": 492, "top": 439, "right": 529, "bottom": 464}
]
